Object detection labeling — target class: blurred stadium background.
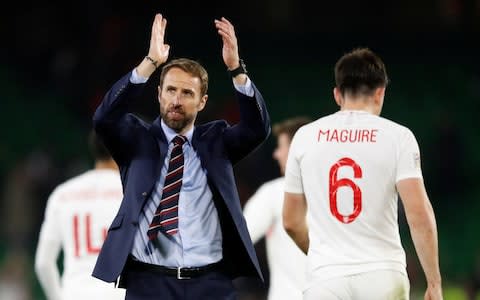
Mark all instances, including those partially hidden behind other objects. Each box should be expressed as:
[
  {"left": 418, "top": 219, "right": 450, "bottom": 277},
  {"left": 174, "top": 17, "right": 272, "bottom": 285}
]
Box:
[{"left": 1, "top": 0, "right": 479, "bottom": 299}]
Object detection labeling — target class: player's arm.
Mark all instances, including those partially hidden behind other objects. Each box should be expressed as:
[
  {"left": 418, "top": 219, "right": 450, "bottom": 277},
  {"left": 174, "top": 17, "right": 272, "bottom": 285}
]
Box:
[
  {"left": 243, "top": 184, "right": 275, "bottom": 243},
  {"left": 35, "top": 235, "right": 62, "bottom": 300},
  {"left": 215, "top": 17, "right": 271, "bottom": 164},
  {"left": 397, "top": 178, "right": 443, "bottom": 299},
  {"left": 34, "top": 191, "right": 63, "bottom": 300},
  {"left": 93, "top": 14, "right": 171, "bottom": 165},
  {"left": 283, "top": 192, "right": 309, "bottom": 254},
  {"left": 137, "top": 13, "right": 170, "bottom": 78}
]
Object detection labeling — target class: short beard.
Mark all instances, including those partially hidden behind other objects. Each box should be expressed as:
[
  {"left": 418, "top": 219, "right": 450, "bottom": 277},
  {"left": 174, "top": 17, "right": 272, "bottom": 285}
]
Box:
[{"left": 160, "top": 107, "right": 194, "bottom": 133}]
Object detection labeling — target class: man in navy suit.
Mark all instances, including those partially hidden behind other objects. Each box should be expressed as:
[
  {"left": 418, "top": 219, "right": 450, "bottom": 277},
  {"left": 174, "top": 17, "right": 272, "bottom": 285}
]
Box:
[{"left": 91, "top": 13, "right": 271, "bottom": 299}]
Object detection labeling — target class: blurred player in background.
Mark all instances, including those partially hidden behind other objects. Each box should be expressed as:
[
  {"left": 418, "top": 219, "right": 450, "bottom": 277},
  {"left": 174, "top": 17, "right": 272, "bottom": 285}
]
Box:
[
  {"left": 243, "top": 116, "right": 310, "bottom": 300},
  {"left": 34, "top": 130, "right": 125, "bottom": 300},
  {"left": 283, "top": 48, "right": 443, "bottom": 299}
]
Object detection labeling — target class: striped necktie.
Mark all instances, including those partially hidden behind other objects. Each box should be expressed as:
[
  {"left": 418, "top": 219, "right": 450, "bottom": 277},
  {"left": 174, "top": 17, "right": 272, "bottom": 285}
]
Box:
[{"left": 147, "top": 135, "right": 186, "bottom": 239}]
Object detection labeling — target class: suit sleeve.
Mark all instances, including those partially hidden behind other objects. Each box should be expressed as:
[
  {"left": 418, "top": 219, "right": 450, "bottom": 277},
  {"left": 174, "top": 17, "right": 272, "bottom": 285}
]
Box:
[
  {"left": 223, "top": 81, "right": 271, "bottom": 164},
  {"left": 92, "top": 71, "right": 146, "bottom": 164}
]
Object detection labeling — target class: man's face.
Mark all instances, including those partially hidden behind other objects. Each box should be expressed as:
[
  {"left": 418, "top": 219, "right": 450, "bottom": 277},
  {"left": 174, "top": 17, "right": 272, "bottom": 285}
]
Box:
[
  {"left": 273, "top": 133, "right": 291, "bottom": 176},
  {"left": 158, "top": 67, "right": 207, "bottom": 133}
]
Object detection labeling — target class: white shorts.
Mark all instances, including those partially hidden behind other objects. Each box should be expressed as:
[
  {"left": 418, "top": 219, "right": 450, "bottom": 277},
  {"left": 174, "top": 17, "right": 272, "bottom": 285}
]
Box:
[{"left": 304, "top": 270, "right": 410, "bottom": 300}]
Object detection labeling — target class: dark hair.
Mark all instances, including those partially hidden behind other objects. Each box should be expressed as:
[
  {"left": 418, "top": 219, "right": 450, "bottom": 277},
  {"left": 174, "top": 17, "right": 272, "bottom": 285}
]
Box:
[
  {"left": 88, "top": 130, "right": 112, "bottom": 161},
  {"left": 334, "top": 47, "right": 389, "bottom": 96},
  {"left": 272, "top": 116, "right": 312, "bottom": 140},
  {"left": 159, "top": 58, "right": 209, "bottom": 96}
]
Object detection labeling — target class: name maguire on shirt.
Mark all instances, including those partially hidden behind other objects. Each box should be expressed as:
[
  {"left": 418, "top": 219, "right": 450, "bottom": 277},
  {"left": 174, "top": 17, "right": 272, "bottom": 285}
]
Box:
[{"left": 317, "top": 129, "right": 378, "bottom": 143}]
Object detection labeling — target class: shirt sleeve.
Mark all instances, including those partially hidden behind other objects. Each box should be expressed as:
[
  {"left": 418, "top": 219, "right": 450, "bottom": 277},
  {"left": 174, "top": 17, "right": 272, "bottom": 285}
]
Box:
[
  {"left": 130, "top": 68, "right": 149, "bottom": 84},
  {"left": 396, "top": 128, "right": 423, "bottom": 182},
  {"left": 243, "top": 182, "right": 276, "bottom": 243},
  {"left": 233, "top": 77, "right": 254, "bottom": 97},
  {"left": 284, "top": 130, "right": 304, "bottom": 194},
  {"left": 34, "top": 188, "right": 63, "bottom": 300}
]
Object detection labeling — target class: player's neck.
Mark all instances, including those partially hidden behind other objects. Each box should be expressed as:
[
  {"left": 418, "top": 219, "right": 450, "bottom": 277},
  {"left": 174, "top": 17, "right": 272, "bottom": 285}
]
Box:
[
  {"left": 95, "top": 159, "right": 118, "bottom": 171},
  {"left": 341, "top": 98, "right": 377, "bottom": 115}
]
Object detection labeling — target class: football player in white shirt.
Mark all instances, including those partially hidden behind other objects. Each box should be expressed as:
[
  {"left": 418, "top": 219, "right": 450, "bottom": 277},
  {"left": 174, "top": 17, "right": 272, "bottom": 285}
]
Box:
[
  {"left": 243, "top": 116, "right": 311, "bottom": 300},
  {"left": 282, "top": 48, "right": 443, "bottom": 300},
  {"left": 35, "top": 131, "right": 125, "bottom": 300}
]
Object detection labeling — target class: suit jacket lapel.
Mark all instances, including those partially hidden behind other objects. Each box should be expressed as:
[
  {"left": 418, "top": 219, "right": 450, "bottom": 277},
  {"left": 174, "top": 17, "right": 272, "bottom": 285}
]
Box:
[
  {"left": 193, "top": 126, "right": 230, "bottom": 207},
  {"left": 192, "top": 126, "right": 208, "bottom": 170}
]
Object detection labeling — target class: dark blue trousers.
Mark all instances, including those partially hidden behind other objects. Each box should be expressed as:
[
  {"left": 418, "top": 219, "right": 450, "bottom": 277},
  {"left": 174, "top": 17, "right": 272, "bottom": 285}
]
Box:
[{"left": 123, "top": 268, "right": 237, "bottom": 300}]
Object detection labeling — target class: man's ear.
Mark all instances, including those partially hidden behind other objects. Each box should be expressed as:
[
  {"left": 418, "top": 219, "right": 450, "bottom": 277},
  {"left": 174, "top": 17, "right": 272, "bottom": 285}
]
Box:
[
  {"left": 198, "top": 94, "right": 208, "bottom": 111},
  {"left": 374, "top": 87, "right": 386, "bottom": 105},
  {"left": 157, "top": 85, "right": 162, "bottom": 102},
  {"left": 333, "top": 87, "right": 343, "bottom": 107}
]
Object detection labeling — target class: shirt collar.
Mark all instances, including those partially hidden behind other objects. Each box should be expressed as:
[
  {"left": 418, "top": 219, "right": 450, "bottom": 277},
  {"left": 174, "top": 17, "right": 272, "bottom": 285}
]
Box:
[{"left": 160, "top": 119, "right": 194, "bottom": 145}]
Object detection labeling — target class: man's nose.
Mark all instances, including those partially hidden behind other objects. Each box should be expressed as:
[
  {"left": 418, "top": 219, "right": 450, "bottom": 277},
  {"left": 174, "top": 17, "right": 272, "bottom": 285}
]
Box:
[{"left": 172, "top": 94, "right": 181, "bottom": 105}]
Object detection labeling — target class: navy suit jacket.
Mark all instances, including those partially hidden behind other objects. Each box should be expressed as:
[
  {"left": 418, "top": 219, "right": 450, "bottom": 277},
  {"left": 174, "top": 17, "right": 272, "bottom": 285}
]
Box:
[{"left": 91, "top": 71, "right": 270, "bottom": 285}]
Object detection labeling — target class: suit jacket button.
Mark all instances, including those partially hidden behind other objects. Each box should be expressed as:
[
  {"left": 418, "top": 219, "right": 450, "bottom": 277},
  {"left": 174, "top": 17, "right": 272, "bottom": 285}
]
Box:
[{"left": 142, "top": 192, "right": 147, "bottom": 196}]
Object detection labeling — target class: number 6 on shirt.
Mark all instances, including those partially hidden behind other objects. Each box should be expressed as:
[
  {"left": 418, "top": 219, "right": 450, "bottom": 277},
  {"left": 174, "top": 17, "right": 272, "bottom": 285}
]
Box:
[{"left": 329, "top": 157, "right": 362, "bottom": 224}]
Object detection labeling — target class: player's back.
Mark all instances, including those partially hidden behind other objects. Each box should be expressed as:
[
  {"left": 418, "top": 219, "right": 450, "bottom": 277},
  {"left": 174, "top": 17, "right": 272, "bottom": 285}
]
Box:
[
  {"left": 286, "top": 110, "right": 422, "bottom": 282},
  {"left": 44, "top": 169, "right": 125, "bottom": 299}
]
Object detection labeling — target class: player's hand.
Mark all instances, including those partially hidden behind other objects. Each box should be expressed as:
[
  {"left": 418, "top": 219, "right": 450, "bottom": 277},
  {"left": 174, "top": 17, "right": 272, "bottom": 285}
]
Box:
[
  {"left": 214, "top": 17, "right": 240, "bottom": 70},
  {"left": 147, "top": 13, "right": 170, "bottom": 66},
  {"left": 424, "top": 284, "right": 443, "bottom": 300}
]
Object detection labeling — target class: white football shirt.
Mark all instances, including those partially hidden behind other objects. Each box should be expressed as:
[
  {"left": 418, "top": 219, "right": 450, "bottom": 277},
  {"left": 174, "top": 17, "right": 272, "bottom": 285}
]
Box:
[
  {"left": 35, "top": 169, "right": 125, "bottom": 300},
  {"left": 284, "top": 110, "right": 423, "bottom": 288},
  {"left": 244, "top": 177, "right": 307, "bottom": 300}
]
